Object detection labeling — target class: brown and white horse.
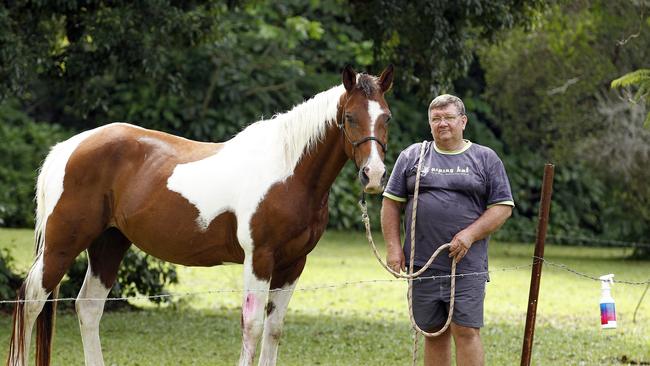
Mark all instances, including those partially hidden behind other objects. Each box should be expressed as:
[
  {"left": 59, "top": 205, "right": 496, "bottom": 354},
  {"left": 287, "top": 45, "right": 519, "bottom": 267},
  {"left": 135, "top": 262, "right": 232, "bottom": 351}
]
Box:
[{"left": 6, "top": 65, "right": 394, "bottom": 366}]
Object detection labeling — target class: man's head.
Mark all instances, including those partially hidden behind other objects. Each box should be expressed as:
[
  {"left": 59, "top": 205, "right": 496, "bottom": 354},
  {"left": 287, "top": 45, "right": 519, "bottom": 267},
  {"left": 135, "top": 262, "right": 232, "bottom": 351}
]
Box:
[{"left": 428, "top": 94, "right": 467, "bottom": 147}]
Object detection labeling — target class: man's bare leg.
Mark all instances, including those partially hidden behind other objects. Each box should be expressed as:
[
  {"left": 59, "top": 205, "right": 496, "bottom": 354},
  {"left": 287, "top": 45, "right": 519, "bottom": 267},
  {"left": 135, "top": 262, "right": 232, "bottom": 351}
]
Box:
[
  {"left": 450, "top": 323, "right": 484, "bottom": 366},
  {"left": 423, "top": 326, "right": 452, "bottom": 366}
]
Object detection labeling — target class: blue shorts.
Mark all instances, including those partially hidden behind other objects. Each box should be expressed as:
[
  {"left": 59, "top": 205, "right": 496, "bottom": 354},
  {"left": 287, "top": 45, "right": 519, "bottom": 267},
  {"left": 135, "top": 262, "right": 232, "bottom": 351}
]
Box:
[{"left": 411, "top": 267, "right": 486, "bottom": 330}]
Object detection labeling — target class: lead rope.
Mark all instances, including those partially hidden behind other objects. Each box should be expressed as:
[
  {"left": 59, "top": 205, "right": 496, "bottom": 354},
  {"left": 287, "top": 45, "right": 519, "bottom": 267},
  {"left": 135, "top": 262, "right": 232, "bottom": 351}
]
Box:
[{"left": 359, "top": 140, "right": 457, "bottom": 366}]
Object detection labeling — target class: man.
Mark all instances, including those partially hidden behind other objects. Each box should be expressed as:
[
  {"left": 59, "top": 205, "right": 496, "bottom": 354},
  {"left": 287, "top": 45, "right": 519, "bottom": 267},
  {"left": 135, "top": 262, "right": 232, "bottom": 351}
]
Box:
[{"left": 381, "top": 94, "right": 514, "bottom": 366}]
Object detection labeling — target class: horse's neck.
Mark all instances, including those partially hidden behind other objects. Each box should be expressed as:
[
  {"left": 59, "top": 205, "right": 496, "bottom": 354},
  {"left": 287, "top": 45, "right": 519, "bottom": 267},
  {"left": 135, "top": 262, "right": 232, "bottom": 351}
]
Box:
[{"left": 292, "top": 124, "right": 348, "bottom": 200}]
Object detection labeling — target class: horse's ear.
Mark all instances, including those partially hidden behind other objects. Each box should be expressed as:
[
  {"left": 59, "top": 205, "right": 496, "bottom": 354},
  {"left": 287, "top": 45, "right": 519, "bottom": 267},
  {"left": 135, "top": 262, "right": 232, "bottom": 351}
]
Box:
[
  {"left": 378, "top": 64, "right": 394, "bottom": 93},
  {"left": 342, "top": 64, "right": 357, "bottom": 92}
]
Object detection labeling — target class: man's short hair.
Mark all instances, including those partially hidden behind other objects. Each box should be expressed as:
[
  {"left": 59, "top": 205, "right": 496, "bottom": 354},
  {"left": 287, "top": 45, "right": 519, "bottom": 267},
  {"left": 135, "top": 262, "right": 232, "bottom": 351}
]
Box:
[{"left": 428, "top": 94, "right": 466, "bottom": 120}]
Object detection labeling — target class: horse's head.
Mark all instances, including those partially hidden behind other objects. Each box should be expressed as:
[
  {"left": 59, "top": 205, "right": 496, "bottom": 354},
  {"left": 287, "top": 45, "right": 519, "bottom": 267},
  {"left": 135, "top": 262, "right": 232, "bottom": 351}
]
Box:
[{"left": 338, "top": 64, "right": 394, "bottom": 194}]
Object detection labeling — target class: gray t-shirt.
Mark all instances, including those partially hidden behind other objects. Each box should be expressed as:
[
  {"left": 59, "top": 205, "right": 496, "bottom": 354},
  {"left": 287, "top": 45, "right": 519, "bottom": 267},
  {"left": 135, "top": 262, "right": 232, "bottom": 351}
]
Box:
[{"left": 383, "top": 140, "right": 514, "bottom": 276}]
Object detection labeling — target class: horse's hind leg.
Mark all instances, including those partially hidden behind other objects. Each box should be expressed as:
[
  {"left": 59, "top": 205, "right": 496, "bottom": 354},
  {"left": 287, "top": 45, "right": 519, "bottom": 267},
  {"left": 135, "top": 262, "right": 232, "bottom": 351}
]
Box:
[
  {"left": 7, "top": 254, "right": 51, "bottom": 366},
  {"left": 76, "top": 228, "right": 131, "bottom": 366},
  {"left": 8, "top": 204, "right": 111, "bottom": 366}
]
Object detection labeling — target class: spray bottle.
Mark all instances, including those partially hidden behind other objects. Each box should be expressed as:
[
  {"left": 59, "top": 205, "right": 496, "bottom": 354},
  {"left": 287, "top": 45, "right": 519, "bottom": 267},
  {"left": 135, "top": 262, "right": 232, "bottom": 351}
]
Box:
[{"left": 599, "top": 274, "right": 617, "bottom": 329}]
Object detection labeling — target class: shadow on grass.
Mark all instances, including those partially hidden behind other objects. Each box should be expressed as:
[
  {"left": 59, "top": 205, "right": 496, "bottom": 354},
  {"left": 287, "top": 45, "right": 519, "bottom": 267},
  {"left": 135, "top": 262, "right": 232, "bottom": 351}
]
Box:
[{"left": 1, "top": 306, "right": 648, "bottom": 365}]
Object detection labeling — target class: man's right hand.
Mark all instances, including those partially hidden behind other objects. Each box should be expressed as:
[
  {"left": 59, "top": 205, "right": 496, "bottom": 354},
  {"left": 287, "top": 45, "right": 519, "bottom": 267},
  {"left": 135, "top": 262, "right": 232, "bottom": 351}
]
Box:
[{"left": 386, "top": 247, "right": 406, "bottom": 277}]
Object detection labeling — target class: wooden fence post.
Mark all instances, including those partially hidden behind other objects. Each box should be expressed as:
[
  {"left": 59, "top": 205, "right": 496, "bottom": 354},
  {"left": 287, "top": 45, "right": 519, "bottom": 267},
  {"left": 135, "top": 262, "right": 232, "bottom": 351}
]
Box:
[{"left": 520, "top": 163, "right": 555, "bottom": 366}]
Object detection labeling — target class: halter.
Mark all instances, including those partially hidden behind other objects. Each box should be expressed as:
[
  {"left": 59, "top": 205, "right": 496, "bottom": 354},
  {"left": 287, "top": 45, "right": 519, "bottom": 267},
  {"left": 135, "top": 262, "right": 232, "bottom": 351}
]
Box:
[
  {"left": 338, "top": 119, "right": 387, "bottom": 153},
  {"left": 337, "top": 94, "right": 388, "bottom": 168}
]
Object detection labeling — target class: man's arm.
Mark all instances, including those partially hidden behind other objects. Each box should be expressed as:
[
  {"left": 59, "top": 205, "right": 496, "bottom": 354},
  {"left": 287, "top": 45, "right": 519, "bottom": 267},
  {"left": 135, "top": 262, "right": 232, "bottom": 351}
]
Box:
[
  {"left": 448, "top": 204, "right": 513, "bottom": 263},
  {"left": 381, "top": 197, "right": 405, "bottom": 275}
]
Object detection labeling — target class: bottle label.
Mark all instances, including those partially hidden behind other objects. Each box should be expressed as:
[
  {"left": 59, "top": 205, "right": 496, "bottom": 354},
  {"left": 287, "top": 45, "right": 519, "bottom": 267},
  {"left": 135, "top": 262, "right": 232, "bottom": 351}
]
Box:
[{"left": 600, "top": 302, "right": 616, "bottom": 325}]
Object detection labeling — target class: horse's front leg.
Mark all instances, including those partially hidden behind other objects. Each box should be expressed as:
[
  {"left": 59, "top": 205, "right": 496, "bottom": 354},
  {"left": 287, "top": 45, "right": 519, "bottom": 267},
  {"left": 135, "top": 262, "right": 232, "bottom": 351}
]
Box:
[
  {"left": 258, "top": 257, "right": 306, "bottom": 366},
  {"left": 239, "top": 252, "right": 273, "bottom": 366}
]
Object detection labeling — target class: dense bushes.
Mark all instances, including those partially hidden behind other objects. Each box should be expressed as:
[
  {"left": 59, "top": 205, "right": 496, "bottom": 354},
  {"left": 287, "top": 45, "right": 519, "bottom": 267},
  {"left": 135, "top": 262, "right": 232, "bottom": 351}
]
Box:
[
  {"left": 0, "top": 102, "right": 70, "bottom": 227},
  {"left": 0, "top": 249, "right": 22, "bottom": 312},
  {"left": 59, "top": 249, "right": 178, "bottom": 309},
  {"left": 0, "top": 247, "right": 177, "bottom": 311}
]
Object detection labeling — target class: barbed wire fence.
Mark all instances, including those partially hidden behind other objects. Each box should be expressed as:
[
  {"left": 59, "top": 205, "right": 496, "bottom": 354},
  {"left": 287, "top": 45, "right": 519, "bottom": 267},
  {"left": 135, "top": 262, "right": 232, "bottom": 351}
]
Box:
[
  {"left": 1, "top": 256, "right": 648, "bottom": 305},
  {"left": 511, "top": 230, "right": 650, "bottom": 249}
]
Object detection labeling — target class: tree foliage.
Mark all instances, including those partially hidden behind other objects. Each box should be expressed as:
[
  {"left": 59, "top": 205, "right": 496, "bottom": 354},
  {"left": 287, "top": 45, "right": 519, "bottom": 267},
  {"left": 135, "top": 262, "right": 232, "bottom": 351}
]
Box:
[
  {"left": 350, "top": 0, "right": 545, "bottom": 99},
  {"left": 611, "top": 68, "right": 650, "bottom": 128},
  {"left": 0, "top": 103, "right": 70, "bottom": 227},
  {"left": 480, "top": 1, "right": 650, "bottom": 159},
  {"left": 479, "top": 0, "right": 650, "bottom": 250}
]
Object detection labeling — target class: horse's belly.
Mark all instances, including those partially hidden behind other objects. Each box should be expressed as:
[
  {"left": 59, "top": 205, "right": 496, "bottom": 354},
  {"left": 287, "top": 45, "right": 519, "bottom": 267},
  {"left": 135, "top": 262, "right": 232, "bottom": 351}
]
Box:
[
  {"left": 133, "top": 238, "right": 243, "bottom": 267},
  {"left": 121, "top": 209, "right": 245, "bottom": 267}
]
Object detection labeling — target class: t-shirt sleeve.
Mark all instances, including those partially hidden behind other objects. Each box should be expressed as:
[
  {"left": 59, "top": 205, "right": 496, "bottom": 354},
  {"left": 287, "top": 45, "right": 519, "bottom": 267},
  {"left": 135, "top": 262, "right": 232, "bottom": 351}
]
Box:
[
  {"left": 382, "top": 149, "right": 411, "bottom": 202},
  {"left": 485, "top": 154, "right": 515, "bottom": 208}
]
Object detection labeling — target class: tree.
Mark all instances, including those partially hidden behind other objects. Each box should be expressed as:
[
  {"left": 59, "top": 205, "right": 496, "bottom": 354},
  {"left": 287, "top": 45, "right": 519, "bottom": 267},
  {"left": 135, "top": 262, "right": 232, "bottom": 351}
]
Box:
[{"left": 479, "top": 0, "right": 650, "bottom": 246}]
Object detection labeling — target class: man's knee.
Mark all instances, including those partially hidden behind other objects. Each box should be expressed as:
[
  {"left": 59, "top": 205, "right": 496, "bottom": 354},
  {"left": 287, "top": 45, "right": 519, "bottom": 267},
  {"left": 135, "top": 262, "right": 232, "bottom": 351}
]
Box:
[{"left": 450, "top": 323, "right": 481, "bottom": 342}]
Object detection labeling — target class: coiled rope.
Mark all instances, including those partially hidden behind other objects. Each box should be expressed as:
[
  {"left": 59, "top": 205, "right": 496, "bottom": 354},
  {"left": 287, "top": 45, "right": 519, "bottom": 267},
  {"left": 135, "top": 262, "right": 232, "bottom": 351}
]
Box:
[{"left": 360, "top": 140, "right": 457, "bottom": 365}]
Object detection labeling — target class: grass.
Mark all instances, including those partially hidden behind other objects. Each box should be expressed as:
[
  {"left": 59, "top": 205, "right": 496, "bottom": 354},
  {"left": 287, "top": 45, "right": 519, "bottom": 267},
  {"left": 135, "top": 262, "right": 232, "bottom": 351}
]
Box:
[{"left": 1, "top": 228, "right": 649, "bottom": 365}]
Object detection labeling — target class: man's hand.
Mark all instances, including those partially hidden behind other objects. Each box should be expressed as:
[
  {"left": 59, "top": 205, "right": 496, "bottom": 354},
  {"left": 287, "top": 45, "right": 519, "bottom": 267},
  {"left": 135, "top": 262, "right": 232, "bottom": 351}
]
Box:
[
  {"left": 448, "top": 230, "right": 475, "bottom": 263},
  {"left": 447, "top": 204, "right": 512, "bottom": 263},
  {"left": 386, "top": 246, "right": 406, "bottom": 277}
]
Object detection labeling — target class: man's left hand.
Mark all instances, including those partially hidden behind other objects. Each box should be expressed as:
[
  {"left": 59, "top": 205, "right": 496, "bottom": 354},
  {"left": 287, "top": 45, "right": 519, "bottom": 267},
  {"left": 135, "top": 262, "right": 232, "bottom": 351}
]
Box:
[{"left": 448, "top": 230, "right": 475, "bottom": 263}]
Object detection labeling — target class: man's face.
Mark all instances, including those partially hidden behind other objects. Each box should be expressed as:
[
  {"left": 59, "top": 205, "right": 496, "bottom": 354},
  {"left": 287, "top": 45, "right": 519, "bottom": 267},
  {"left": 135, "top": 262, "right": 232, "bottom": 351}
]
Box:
[{"left": 429, "top": 104, "right": 467, "bottom": 144}]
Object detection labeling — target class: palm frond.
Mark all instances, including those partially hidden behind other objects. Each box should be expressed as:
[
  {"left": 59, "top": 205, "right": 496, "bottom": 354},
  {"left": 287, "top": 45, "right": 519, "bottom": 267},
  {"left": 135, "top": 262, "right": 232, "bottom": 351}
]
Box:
[{"left": 611, "top": 69, "right": 650, "bottom": 89}]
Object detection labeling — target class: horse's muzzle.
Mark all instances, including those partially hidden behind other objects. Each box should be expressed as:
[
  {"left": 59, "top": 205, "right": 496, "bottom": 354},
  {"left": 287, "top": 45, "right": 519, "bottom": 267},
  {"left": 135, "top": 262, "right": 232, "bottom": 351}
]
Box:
[{"left": 359, "top": 164, "right": 387, "bottom": 194}]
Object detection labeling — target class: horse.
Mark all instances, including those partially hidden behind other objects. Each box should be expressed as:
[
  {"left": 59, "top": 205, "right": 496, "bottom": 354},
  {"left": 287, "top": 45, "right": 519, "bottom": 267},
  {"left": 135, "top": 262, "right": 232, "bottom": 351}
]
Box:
[{"left": 6, "top": 65, "right": 394, "bottom": 366}]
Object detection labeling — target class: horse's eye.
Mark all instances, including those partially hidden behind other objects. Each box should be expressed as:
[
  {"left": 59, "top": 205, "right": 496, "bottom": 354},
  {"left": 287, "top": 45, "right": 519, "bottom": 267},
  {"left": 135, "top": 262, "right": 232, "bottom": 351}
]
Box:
[
  {"left": 385, "top": 115, "right": 392, "bottom": 124},
  {"left": 346, "top": 114, "right": 357, "bottom": 125}
]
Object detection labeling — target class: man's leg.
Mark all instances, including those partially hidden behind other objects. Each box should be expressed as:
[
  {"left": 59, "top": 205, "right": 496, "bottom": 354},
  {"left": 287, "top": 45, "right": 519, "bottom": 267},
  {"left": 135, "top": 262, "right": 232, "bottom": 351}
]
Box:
[
  {"left": 450, "top": 323, "right": 484, "bottom": 366},
  {"left": 423, "top": 326, "right": 452, "bottom": 366},
  {"left": 412, "top": 268, "right": 452, "bottom": 366}
]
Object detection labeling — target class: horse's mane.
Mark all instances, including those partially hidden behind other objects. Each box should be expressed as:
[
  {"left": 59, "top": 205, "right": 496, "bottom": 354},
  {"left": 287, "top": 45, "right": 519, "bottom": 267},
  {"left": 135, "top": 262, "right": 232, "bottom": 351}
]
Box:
[
  {"left": 231, "top": 75, "right": 378, "bottom": 172},
  {"left": 275, "top": 84, "right": 346, "bottom": 166},
  {"left": 228, "top": 83, "right": 343, "bottom": 173}
]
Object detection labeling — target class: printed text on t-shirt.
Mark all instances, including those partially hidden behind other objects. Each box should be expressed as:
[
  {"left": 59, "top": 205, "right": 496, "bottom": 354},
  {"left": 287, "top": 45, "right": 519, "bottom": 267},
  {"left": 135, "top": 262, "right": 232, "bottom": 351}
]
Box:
[{"left": 421, "top": 166, "right": 471, "bottom": 176}]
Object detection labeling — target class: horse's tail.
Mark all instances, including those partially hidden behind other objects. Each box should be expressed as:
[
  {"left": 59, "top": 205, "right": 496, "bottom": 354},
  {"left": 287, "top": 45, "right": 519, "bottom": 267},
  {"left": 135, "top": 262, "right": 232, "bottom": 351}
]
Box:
[
  {"left": 35, "top": 287, "right": 58, "bottom": 366},
  {"left": 7, "top": 286, "right": 60, "bottom": 366},
  {"left": 6, "top": 284, "right": 26, "bottom": 366},
  {"left": 6, "top": 152, "right": 53, "bottom": 366},
  {"left": 33, "top": 137, "right": 60, "bottom": 257}
]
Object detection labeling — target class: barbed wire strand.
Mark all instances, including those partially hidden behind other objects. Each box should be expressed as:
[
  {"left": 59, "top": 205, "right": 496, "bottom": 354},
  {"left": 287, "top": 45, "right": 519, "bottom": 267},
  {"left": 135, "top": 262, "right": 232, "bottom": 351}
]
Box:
[
  {"left": 515, "top": 232, "right": 650, "bottom": 249},
  {"left": 2, "top": 257, "right": 649, "bottom": 305},
  {"left": 536, "top": 256, "right": 650, "bottom": 285},
  {"left": 362, "top": 199, "right": 650, "bottom": 249},
  {"left": 2, "top": 262, "right": 535, "bottom": 305}
]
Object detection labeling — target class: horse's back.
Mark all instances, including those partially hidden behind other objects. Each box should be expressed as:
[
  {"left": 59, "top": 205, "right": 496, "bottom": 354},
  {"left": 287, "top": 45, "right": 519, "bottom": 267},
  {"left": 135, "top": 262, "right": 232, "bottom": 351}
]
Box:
[
  {"left": 69, "top": 123, "right": 220, "bottom": 165},
  {"left": 62, "top": 123, "right": 221, "bottom": 221},
  {"left": 47, "top": 123, "right": 245, "bottom": 266}
]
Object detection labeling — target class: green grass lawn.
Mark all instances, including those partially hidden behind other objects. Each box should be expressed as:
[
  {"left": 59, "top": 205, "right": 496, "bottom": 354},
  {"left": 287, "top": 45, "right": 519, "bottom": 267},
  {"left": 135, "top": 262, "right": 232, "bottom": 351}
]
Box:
[{"left": 1, "top": 228, "right": 649, "bottom": 365}]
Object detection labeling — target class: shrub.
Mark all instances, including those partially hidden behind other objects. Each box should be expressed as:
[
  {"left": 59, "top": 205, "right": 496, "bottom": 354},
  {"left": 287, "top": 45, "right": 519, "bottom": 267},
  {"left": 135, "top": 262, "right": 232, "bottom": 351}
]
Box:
[
  {"left": 0, "top": 249, "right": 22, "bottom": 312},
  {"left": 59, "top": 249, "right": 179, "bottom": 309},
  {"left": 0, "top": 101, "right": 70, "bottom": 227}
]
